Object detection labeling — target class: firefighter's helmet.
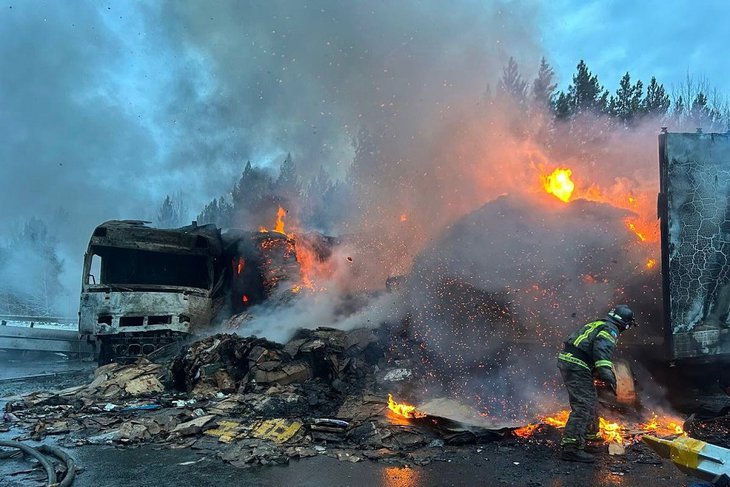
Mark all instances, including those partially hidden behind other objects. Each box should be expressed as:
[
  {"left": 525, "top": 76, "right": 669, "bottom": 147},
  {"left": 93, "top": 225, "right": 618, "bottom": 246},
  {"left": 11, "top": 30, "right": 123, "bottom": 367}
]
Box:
[{"left": 607, "top": 304, "right": 636, "bottom": 331}]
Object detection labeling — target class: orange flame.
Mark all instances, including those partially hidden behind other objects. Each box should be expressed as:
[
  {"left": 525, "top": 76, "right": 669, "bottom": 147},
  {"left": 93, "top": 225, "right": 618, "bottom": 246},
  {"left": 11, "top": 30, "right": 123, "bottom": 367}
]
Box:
[
  {"left": 387, "top": 394, "right": 426, "bottom": 419},
  {"left": 295, "top": 244, "right": 316, "bottom": 291},
  {"left": 513, "top": 423, "right": 539, "bottom": 438},
  {"left": 646, "top": 258, "right": 657, "bottom": 269},
  {"left": 236, "top": 257, "right": 245, "bottom": 275},
  {"left": 515, "top": 410, "right": 684, "bottom": 443},
  {"left": 537, "top": 166, "right": 659, "bottom": 245},
  {"left": 627, "top": 221, "right": 647, "bottom": 242},
  {"left": 242, "top": 295, "right": 249, "bottom": 303},
  {"left": 598, "top": 417, "right": 623, "bottom": 444},
  {"left": 542, "top": 168, "right": 575, "bottom": 203},
  {"left": 259, "top": 206, "right": 291, "bottom": 237},
  {"left": 639, "top": 414, "right": 684, "bottom": 436},
  {"left": 274, "top": 206, "right": 286, "bottom": 234},
  {"left": 541, "top": 410, "right": 570, "bottom": 428}
]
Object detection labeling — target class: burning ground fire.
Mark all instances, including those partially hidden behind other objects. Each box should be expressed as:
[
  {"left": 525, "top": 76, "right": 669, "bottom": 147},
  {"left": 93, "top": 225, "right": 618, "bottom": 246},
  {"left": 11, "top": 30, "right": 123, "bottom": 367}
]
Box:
[
  {"left": 387, "top": 394, "right": 683, "bottom": 445},
  {"left": 513, "top": 410, "right": 684, "bottom": 444}
]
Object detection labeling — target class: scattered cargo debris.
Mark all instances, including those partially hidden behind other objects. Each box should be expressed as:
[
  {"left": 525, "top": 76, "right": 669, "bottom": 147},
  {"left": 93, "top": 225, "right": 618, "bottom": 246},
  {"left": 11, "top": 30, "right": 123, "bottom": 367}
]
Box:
[{"left": 1, "top": 322, "right": 694, "bottom": 477}]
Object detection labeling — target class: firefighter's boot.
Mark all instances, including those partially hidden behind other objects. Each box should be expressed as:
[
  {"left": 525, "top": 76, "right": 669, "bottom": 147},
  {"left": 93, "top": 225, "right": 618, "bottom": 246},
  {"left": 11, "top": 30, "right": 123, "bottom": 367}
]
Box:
[
  {"left": 585, "top": 440, "right": 605, "bottom": 453},
  {"left": 584, "top": 433, "right": 604, "bottom": 453},
  {"left": 560, "top": 444, "right": 596, "bottom": 463}
]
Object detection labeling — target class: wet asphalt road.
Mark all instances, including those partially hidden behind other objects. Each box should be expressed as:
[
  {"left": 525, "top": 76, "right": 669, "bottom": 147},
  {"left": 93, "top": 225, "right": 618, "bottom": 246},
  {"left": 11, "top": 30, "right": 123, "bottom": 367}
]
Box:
[
  {"left": 0, "top": 440, "right": 701, "bottom": 487},
  {"left": 0, "top": 353, "right": 707, "bottom": 487}
]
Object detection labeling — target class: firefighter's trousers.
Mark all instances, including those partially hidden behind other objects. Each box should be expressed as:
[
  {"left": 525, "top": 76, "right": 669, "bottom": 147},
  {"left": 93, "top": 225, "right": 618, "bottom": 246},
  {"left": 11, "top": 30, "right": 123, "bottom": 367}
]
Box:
[{"left": 558, "top": 360, "right": 599, "bottom": 447}]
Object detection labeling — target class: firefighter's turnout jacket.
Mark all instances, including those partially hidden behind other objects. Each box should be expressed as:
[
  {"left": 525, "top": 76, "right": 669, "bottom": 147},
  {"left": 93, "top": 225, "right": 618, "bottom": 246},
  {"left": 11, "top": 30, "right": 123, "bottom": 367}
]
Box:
[{"left": 558, "top": 319, "right": 620, "bottom": 388}]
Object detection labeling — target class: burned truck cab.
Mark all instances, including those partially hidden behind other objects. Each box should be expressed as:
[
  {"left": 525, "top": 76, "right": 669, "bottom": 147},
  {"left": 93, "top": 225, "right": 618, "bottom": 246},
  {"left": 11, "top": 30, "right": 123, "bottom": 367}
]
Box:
[{"left": 79, "top": 220, "right": 224, "bottom": 363}]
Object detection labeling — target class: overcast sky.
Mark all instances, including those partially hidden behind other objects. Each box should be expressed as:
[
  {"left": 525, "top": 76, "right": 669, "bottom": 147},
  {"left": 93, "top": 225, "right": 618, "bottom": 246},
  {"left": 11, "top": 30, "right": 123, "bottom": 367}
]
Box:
[
  {"left": 542, "top": 0, "right": 730, "bottom": 94},
  {"left": 0, "top": 0, "right": 727, "bottom": 295}
]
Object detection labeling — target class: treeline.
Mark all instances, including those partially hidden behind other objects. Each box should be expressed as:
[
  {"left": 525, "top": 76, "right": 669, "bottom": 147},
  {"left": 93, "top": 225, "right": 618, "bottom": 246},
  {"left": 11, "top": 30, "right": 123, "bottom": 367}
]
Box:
[
  {"left": 0, "top": 218, "right": 65, "bottom": 316},
  {"left": 499, "top": 57, "right": 729, "bottom": 129},
  {"left": 153, "top": 58, "right": 730, "bottom": 234},
  {"left": 156, "top": 141, "right": 367, "bottom": 233}
]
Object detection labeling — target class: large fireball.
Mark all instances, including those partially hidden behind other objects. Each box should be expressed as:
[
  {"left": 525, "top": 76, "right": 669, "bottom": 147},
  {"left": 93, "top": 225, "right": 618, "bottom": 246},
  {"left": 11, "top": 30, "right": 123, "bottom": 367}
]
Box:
[{"left": 543, "top": 168, "right": 575, "bottom": 202}]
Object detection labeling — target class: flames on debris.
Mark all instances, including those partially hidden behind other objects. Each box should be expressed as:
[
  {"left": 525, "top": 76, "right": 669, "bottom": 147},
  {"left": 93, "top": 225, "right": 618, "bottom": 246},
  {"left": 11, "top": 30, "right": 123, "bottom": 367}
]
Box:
[
  {"left": 225, "top": 206, "right": 338, "bottom": 317},
  {"left": 387, "top": 394, "right": 426, "bottom": 419},
  {"left": 540, "top": 165, "right": 658, "bottom": 248},
  {"left": 513, "top": 409, "right": 685, "bottom": 444}
]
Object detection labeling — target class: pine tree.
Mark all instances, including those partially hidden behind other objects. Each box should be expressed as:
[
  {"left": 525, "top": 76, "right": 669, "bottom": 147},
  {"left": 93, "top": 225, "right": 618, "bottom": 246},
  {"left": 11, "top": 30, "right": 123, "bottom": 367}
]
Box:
[
  {"left": 303, "top": 165, "right": 334, "bottom": 230},
  {"left": 553, "top": 91, "right": 572, "bottom": 119},
  {"left": 613, "top": 73, "right": 633, "bottom": 120},
  {"left": 607, "top": 95, "right": 617, "bottom": 117},
  {"left": 643, "top": 77, "right": 670, "bottom": 115},
  {"left": 156, "top": 195, "right": 179, "bottom": 228},
  {"left": 691, "top": 92, "right": 711, "bottom": 126},
  {"left": 274, "top": 153, "right": 301, "bottom": 206},
  {"left": 629, "top": 79, "right": 644, "bottom": 118},
  {"left": 612, "top": 73, "right": 644, "bottom": 122},
  {"left": 197, "top": 198, "right": 232, "bottom": 228},
  {"left": 0, "top": 218, "right": 65, "bottom": 316},
  {"left": 498, "top": 57, "right": 527, "bottom": 104},
  {"left": 674, "top": 95, "right": 686, "bottom": 119},
  {"left": 568, "top": 60, "right": 608, "bottom": 114},
  {"left": 532, "top": 57, "right": 557, "bottom": 108},
  {"left": 155, "top": 194, "right": 187, "bottom": 228},
  {"left": 232, "top": 161, "right": 274, "bottom": 214}
]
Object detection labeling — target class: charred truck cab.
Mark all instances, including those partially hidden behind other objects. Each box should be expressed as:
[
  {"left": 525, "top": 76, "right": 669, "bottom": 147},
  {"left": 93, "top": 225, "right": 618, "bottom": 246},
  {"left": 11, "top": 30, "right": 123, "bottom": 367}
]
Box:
[{"left": 79, "top": 220, "right": 224, "bottom": 363}]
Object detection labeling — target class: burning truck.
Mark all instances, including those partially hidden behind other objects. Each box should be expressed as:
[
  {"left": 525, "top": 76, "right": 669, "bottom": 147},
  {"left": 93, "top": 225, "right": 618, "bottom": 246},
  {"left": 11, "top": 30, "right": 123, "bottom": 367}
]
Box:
[
  {"left": 79, "top": 210, "right": 335, "bottom": 363},
  {"left": 79, "top": 220, "right": 225, "bottom": 363}
]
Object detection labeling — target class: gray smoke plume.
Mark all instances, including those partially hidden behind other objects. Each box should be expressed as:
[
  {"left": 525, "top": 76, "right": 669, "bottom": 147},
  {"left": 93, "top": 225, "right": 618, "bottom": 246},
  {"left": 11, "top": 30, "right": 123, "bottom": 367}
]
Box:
[{"left": 0, "top": 1, "right": 544, "bottom": 313}]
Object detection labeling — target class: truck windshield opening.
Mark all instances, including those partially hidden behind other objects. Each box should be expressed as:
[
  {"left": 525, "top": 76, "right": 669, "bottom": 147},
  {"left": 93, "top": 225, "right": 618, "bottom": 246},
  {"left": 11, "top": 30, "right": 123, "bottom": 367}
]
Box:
[{"left": 92, "top": 247, "right": 210, "bottom": 290}]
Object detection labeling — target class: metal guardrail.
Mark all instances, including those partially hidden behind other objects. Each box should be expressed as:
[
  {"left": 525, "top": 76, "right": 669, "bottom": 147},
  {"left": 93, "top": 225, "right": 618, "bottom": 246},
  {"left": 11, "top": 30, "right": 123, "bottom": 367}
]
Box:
[
  {"left": 0, "top": 314, "right": 77, "bottom": 326},
  {"left": 0, "top": 315, "right": 94, "bottom": 357}
]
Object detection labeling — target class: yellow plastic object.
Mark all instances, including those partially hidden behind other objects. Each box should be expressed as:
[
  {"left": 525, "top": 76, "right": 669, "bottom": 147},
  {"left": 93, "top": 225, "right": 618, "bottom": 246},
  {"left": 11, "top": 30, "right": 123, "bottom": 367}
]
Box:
[
  {"left": 250, "top": 418, "right": 303, "bottom": 444},
  {"left": 669, "top": 436, "right": 706, "bottom": 470},
  {"left": 204, "top": 420, "right": 241, "bottom": 443},
  {"left": 642, "top": 434, "right": 730, "bottom": 481}
]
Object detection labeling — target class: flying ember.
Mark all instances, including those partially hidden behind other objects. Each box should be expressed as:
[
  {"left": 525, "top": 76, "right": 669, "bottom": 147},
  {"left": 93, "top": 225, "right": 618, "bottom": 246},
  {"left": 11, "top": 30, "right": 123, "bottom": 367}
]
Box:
[{"left": 543, "top": 168, "right": 575, "bottom": 202}]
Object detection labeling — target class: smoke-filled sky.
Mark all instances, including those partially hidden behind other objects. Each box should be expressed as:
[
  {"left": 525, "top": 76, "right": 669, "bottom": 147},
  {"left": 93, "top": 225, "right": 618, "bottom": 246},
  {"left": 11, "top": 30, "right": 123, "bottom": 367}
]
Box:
[{"left": 0, "top": 0, "right": 725, "bottom": 309}]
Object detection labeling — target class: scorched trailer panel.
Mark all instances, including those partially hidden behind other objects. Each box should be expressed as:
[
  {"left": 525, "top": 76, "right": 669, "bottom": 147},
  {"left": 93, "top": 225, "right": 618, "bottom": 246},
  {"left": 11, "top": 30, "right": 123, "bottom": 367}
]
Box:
[{"left": 659, "top": 131, "right": 730, "bottom": 360}]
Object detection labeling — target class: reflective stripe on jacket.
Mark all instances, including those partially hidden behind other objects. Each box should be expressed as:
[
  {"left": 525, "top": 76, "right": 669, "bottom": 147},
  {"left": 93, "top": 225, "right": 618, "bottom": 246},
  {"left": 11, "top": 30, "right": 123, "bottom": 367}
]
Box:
[{"left": 558, "top": 319, "right": 619, "bottom": 371}]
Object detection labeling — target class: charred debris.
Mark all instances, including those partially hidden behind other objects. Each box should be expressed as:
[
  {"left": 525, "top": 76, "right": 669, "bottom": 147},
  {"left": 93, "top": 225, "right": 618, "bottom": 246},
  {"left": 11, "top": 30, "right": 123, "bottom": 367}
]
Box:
[
  {"left": 4, "top": 322, "right": 514, "bottom": 470},
  {"left": 3, "top": 319, "right": 699, "bottom": 474}
]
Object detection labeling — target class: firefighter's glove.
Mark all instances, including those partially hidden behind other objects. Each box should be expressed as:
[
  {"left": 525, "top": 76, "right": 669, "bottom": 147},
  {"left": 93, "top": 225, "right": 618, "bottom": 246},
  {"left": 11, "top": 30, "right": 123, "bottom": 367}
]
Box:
[{"left": 596, "top": 368, "right": 617, "bottom": 396}]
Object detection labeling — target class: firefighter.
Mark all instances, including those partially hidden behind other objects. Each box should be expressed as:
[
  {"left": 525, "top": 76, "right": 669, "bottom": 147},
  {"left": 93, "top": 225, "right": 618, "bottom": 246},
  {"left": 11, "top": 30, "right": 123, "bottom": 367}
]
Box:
[{"left": 557, "top": 305, "right": 637, "bottom": 463}]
